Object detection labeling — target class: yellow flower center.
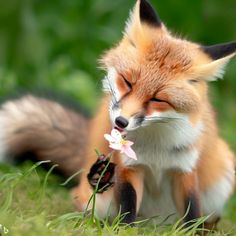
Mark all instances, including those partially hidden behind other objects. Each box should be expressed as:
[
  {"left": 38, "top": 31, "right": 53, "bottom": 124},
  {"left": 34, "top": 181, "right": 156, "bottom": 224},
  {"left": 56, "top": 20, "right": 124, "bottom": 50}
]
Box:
[{"left": 120, "top": 139, "right": 128, "bottom": 145}]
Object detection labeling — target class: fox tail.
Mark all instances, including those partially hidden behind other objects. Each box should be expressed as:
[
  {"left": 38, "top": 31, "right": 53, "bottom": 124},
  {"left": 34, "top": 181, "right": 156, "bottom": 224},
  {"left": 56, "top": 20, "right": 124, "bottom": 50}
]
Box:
[{"left": 0, "top": 95, "right": 89, "bottom": 177}]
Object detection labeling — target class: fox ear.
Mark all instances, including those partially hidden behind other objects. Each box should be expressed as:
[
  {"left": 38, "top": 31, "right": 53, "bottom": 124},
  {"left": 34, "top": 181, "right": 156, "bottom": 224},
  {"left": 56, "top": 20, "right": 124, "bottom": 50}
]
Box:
[
  {"left": 125, "top": 0, "right": 162, "bottom": 38},
  {"left": 139, "top": 0, "right": 162, "bottom": 27},
  {"left": 202, "top": 41, "right": 236, "bottom": 60},
  {"left": 197, "top": 41, "right": 236, "bottom": 81}
]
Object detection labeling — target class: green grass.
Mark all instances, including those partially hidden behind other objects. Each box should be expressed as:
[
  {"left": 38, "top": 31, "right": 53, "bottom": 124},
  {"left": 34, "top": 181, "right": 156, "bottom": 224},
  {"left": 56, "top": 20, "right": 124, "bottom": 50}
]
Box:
[{"left": 0, "top": 162, "right": 235, "bottom": 236}]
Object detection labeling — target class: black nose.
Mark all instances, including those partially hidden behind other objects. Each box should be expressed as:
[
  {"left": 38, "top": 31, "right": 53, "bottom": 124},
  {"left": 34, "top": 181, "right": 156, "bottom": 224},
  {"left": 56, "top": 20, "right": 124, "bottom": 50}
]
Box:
[{"left": 115, "top": 116, "right": 129, "bottom": 128}]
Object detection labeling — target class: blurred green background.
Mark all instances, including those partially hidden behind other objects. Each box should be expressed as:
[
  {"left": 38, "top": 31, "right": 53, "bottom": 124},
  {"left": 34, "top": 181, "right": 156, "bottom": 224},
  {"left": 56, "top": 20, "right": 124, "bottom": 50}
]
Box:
[{"left": 0, "top": 0, "right": 235, "bottom": 150}]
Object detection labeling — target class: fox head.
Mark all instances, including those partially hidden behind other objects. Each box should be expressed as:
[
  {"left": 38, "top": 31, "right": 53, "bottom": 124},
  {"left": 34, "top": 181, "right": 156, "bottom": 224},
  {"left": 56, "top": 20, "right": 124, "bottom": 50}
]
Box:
[{"left": 101, "top": 0, "right": 236, "bottom": 131}]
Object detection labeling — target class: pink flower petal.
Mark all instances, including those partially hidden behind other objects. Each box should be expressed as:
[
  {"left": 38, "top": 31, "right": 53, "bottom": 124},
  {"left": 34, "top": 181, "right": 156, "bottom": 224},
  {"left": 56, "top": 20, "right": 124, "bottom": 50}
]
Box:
[
  {"left": 109, "top": 143, "right": 122, "bottom": 150},
  {"left": 125, "top": 140, "right": 134, "bottom": 146},
  {"left": 104, "top": 134, "right": 116, "bottom": 143},
  {"left": 123, "top": 145, "right": 137, "bottom": 160},
  {"left": 111, "top": 129, "right": 122, "bottom": 140}
]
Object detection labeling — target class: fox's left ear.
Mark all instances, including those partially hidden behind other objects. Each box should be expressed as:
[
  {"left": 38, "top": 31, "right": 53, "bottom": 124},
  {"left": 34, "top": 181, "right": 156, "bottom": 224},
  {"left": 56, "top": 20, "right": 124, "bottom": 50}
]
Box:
[
  {"left": 197, "top": 41, "right": 236, "bottom": 81},
  {"left": 125, "top": 0, "right": 163, "bottom": 44}
]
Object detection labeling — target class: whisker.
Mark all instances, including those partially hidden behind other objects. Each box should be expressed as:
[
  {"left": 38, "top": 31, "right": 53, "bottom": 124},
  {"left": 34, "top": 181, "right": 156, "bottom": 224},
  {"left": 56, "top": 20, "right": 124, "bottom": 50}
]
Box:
[
  {"left": 142, "top": 120, "right": 169, "bottom": 125},
  {"left": 142, "top": 116, "right": 185, "bottom": 126},
  {"left": 144, "top": 116, "right": 183, "bottom": 121}
]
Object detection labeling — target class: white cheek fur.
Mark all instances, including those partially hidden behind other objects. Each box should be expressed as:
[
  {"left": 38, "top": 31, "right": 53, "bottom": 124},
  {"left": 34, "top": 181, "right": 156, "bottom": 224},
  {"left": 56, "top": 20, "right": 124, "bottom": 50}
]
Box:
[
  {"left": 102, "top": 67, "right": 121, "bottom": 101},
  {"left": 124, "top": 111, "right": 204, "bottom": 172},
  {"left": 141, "top": 111, "right": 204, "bottom": 150},
  {"left": 109, "top": 105, "right": 121, "bottom": 127},
  {"left": 103, "top": 67, "right": 123, "bottom": 127},
  {"left": 104, "top": 67, "right": 140, "bottom": 130}
]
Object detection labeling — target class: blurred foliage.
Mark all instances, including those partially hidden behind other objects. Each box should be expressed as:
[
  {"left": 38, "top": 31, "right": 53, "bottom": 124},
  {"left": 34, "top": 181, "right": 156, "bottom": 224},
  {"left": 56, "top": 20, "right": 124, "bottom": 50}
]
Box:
[{"left": 0, "top": 0, "right": 236, "bottom": 149}]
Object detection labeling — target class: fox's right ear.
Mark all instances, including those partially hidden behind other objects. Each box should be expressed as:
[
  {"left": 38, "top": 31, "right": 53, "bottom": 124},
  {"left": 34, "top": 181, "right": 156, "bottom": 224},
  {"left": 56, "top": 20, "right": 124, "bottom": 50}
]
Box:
[{"left": 125, "top": 0, "right": 163, "bottom": 44}]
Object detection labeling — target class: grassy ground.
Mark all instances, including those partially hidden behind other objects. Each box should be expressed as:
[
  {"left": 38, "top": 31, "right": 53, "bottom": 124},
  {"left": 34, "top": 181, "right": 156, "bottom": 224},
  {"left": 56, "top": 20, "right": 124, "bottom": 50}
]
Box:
[{"left": 0, "top": 161, "right": 235, "bottom": 236}]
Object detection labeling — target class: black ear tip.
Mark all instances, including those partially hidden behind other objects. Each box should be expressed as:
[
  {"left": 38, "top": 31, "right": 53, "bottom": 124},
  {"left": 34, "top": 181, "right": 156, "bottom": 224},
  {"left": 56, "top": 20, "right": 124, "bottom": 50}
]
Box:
[
  {"left": 139, "top": 0, "right": 162, "bottom": 27},
  {"left": 202, "top": 41, "right": 236, "bottom": 60}
]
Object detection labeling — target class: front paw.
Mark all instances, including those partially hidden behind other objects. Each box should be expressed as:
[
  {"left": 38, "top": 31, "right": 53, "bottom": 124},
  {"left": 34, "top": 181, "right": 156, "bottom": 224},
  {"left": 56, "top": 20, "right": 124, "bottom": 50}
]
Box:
[{"left": 87, "top": 156, "right": 116, "bottom": 193}]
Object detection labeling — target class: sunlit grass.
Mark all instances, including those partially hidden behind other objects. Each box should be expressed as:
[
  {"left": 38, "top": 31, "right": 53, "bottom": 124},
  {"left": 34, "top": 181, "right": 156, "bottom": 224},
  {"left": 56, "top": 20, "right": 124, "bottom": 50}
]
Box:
[{"left": 0, "top": 162, "right": 235, "bottom": 235}]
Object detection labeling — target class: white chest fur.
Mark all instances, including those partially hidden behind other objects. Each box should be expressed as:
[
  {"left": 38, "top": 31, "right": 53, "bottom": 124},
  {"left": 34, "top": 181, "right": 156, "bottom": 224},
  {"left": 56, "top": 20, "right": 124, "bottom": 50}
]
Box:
[{"left": 121, "top": 117, "right": 203, "bottom": 220}]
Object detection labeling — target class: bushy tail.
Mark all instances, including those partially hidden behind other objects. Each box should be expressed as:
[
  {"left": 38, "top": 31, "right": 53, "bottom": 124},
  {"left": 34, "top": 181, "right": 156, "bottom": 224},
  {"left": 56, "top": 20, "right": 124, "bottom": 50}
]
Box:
[{"left": 0, "top": 95, "right": 89, "bottom": 177}]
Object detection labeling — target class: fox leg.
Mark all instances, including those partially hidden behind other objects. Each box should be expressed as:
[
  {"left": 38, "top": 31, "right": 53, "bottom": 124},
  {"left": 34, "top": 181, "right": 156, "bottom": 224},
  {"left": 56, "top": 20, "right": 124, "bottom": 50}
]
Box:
[
  {"left": 85, "top": 158, "right": 144, "bottom": 224},
  {"left": 114, "top": 166, "right": 144, "bottom": 224},
  {"left": 172, "top": 171, "right": 202, "bottom": 227},
  {"left": 202, "top": 217, "right": 220, "bottom": 231},
  {"left": 72, "top": 164, "right": 144, "bottom": 224}
]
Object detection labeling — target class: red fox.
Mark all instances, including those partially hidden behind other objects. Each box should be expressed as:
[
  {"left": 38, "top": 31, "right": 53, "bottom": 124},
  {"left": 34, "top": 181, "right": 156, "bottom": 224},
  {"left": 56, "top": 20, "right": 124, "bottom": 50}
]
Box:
[{"left": 0, "top": 0, "right": 235, "bottom": 230}]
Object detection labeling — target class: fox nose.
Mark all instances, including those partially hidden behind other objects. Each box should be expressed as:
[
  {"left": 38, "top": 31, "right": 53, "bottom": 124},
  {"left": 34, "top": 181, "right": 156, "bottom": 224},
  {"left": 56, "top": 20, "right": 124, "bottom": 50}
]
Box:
[{"left": 115, "top": 116, "right": 129, "bottom": 129}]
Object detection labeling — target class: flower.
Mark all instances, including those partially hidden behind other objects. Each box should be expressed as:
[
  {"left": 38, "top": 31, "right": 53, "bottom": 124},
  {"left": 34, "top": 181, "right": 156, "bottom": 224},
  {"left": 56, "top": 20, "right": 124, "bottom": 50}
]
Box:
[{"left": 104, "top": 129, "right": 137, "bottom": 160}]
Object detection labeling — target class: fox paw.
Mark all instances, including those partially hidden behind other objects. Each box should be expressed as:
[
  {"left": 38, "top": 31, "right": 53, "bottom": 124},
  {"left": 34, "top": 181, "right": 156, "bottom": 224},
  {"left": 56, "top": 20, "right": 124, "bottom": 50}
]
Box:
[{"left": 87, "top": 156, "right": 116, "bottom": 193}]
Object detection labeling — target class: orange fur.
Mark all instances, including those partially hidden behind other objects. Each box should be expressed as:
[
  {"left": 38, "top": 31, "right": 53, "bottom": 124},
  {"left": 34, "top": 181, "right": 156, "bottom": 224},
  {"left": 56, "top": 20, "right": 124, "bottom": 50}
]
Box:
[
  {"left": 172, "top": 170, "right": 201, "bottom": 215},
  {"left": 73, "top": 95, "right": 112, "bottom": 211}
]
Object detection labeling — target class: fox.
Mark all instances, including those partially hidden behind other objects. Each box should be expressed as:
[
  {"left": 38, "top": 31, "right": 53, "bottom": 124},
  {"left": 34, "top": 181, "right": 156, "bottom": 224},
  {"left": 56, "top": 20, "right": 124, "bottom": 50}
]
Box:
[{"left": 0, "top": 0, "right": 235, "bottom": 231}]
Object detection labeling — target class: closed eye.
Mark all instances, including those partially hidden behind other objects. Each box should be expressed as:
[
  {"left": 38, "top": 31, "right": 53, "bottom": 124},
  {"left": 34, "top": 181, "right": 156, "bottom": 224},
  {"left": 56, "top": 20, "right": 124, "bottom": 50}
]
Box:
[
  {"left": 150, "top": 98, "right": 165, "bottom": 102},
  {"left": 121, "top": 75, "right": 132, "bottom": 89},
  {"left": 189, "top": 79, "right": 199, "bottom": 84}
]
